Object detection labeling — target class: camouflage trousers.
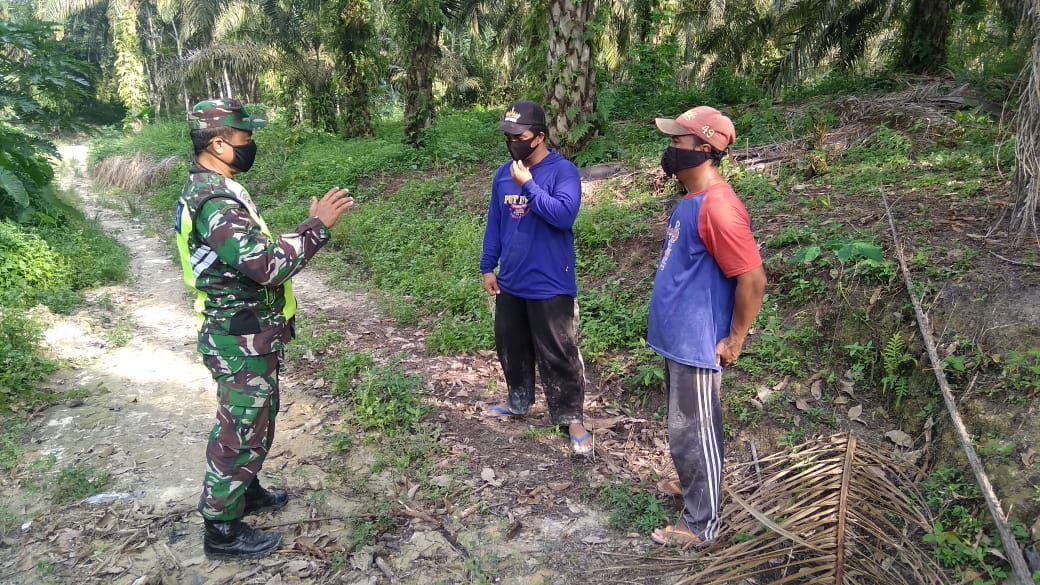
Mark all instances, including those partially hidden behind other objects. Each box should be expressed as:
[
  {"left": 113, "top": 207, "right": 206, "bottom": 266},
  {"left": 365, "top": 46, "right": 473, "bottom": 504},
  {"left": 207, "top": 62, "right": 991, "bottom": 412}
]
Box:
[{"left": 198, "top": 352, "right": 280, "bottom": 521}]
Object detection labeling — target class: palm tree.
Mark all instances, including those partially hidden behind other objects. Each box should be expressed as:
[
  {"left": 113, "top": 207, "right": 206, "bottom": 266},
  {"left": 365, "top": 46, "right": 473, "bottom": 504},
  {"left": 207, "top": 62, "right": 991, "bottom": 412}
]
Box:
[
  {"left": 896, "top": 0, "right": 959, "bottom": 74},
  {"left": 390, "top": 0, "right": 444, "bottom": 146},
  {"left": 443, "top": 0, "right": 546, "bottom": 102},
  {"left": 545, "top": 0, "right": 600, "bottom": 157},
  {"left": 151, "top": 0, "right": 226, "bottom": 114},
  {"left": 329, "top": 0, "right": 375, "bottom": 138},
  {"left": 682, "top": 0, "right": 902, "bottom": 89},
  {"left": 1009, "top": 0, "right": 1038, "bottom": 243},
  {"left": 260, "top": 0, "right": 338, "bottom": 131},
  {"left": 38, "top": 0, "right": 149, "bottom": 117}
]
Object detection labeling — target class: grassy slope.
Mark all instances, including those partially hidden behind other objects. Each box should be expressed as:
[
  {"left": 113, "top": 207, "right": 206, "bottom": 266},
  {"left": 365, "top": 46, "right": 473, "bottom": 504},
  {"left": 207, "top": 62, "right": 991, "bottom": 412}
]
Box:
[{"left": 92, "top": 87, "right": 1039, "bottom": 583}]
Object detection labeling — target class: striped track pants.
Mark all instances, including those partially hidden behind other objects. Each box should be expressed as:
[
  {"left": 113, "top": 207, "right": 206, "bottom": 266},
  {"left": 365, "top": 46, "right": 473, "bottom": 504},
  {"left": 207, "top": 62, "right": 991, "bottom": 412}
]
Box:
[{"left": 664, "top": 359, "right": 723, "bottom": 541}]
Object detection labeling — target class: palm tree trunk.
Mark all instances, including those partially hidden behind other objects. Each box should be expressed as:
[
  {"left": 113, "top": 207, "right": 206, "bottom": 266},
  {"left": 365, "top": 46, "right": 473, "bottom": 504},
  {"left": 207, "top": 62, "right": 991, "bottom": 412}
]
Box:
[
  {"left": 545, "top": 0, "right": 599, "bottom": 158},
  {"left": 169, "top": 19, "right": 189, "bottom": 115},
  {"left": 897, "top": 0, "right": 953, "bottom": 74},
  {"left": 334, "top": 0, "right": 374, "bottom": 138},
  {"left": 404, "top": 20, "right": 441, "bottom": 146},
  {"left": 1011, "top": 3, "right": 1040, "bottom": 244},
  {"left": 222, "top": 66, "right": 232, "bottom": 99},
  {"left": 108, "top": 0, "right": 148, "bottom": 117},
  {"left": 393, "top": 0, "right": 442, "bottom": 147}
]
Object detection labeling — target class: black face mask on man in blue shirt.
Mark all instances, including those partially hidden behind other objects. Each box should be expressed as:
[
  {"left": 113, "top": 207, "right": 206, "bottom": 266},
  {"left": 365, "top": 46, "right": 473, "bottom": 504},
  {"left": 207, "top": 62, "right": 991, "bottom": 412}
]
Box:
[
  {"left": 660, "top": 146, "right": 713, "bottom": 177},
  {"left": 506, "top": 135, "right": 538, "bottom": 162}
]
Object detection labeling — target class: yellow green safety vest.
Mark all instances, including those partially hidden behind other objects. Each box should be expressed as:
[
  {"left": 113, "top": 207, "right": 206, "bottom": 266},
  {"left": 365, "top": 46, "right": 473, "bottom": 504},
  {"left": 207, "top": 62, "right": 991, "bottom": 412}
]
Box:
[{"left": 174, "top": 176, "right": 296, "bottom": 331}]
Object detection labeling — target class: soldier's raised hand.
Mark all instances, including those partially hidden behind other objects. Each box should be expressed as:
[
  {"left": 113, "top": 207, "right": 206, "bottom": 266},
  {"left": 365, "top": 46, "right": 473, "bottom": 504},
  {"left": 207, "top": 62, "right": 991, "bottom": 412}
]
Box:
[{"left": 311, "top": 187, "right": 355, "bottom": 228}]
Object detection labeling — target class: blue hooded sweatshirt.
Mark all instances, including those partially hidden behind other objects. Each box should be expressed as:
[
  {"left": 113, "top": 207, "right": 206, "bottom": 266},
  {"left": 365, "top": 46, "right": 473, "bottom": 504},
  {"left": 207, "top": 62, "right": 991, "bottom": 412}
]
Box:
[{"left": 479, "top": 149, "right": 581, "bottom": 300}]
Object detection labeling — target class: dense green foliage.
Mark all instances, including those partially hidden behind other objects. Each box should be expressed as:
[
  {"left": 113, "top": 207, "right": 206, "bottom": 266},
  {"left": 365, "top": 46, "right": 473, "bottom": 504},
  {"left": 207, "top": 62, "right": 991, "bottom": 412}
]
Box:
[
  {"left": 0, "top": 19, "right": 91, "bottom": 221},
  {"left": 0, "top": 18, "right": 129, "bottom": 407},
  {"left": 0, "top": 210, "right": 129, "bottom": 404},
  {"left": 14, "top": 0, "right": 1026, "bottom": 151}
]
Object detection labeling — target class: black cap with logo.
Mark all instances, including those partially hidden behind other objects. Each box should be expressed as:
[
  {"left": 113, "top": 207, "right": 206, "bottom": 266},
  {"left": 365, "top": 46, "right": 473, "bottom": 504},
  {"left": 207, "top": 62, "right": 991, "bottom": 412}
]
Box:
[{"left": 497, "top": 100, "right": 546, "bottom": 134}]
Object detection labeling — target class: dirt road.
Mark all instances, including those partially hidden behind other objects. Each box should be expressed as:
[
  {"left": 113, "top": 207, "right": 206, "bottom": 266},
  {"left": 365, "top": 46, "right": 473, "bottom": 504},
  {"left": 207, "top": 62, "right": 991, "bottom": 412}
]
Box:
[{"left": 0, "top": 146, "right": 675, "bottom": 585}]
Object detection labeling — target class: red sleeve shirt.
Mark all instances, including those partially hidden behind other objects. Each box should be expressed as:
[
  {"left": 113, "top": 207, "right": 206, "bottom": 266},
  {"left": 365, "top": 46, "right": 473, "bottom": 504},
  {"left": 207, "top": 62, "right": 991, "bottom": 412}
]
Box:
[{"left": 697, "top": 183, "right": 762, "bottom": 277}]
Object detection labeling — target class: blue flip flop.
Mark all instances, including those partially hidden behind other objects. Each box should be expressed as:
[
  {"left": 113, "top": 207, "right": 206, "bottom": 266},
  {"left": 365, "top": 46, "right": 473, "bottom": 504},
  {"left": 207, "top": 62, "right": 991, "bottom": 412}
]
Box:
[
  {"left": 479, "top": 404, "right": 520, "bottom": 418},
  {"left": 570, "top": 432, "right": 593, "bottom": 455}
]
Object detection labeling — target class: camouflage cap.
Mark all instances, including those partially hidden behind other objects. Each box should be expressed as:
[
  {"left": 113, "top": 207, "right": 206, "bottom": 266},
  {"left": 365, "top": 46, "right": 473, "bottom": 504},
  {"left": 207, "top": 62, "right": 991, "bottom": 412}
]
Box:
[{"left": 187, "top": 98, "right": 267, "bottom": 130}]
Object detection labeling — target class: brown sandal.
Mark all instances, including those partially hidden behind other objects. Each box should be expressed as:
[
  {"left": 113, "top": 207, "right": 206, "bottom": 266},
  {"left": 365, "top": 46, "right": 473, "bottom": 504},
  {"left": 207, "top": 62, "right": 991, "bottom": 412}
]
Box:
[
  {"left": 656, "top": 478, "right": 682, "bottom": 497},
  {"left": 650, "top": 523, "right": 705, "bottom": 547}
]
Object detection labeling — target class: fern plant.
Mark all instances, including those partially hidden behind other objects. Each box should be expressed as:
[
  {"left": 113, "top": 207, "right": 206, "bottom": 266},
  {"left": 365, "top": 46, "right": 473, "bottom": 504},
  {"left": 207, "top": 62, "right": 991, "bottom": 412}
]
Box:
[{"left": 881, "top": 333, "right": 916, "bottom": 407}]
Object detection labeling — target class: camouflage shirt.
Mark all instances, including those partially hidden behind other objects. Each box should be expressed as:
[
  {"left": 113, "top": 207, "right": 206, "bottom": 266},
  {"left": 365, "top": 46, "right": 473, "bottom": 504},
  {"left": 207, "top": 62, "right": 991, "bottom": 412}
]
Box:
[{"left": 175, "top": 166, "right": 331, "bottom": 356}]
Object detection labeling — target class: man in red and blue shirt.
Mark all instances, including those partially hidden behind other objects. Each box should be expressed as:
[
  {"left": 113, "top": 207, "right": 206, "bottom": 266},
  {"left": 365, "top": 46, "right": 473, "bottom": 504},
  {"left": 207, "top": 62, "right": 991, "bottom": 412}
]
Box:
[{"left": 647, "top": 106, "right": 767, "bottom": 546}]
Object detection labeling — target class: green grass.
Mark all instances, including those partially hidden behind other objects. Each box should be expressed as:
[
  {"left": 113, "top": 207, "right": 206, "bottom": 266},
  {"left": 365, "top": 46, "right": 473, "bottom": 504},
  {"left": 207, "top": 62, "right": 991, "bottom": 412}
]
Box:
[
  {"left": 285, "top": 315, "right": 345, "bottom": 364},
  {"left": 524, "top": 425, "right": 565, "bottom": 440},
  {"left": 739, "top": 299, "right": 820, "bottom": 378},
  {"left": 921, "top": 466, "right": 1028, "bottom": 585},
  {"left": 578, "top": 278, "right": 653, "bottom": 359},
  {"left": 596, "top": 479, "right": 671, "bottom": 535},
  {"left": 330, "top": 354, "right": 430, "bottom": 437},
  {"left": 330, "top": 175, "right": 492, "bottom": 353},
  {"left": 350, "top": 501, "right": 396, "bottom": 548},
  {"left": 0, "top": 417, "right": 29, "bottom": 472},
  {"left": 326, "top": 350, "right": 377, "bottom": 388},
  {"left": 1002, "top": 348, "right": 1040, "bottom": 396},
  {"left": 50, "top": 464, "right": 111, "bottom": 503},
  {"left": 0, "top": 310, "right": 56, "bottom": 402},
  {"left": 103, "top": 316, "right": 135, "bottom": 347}
]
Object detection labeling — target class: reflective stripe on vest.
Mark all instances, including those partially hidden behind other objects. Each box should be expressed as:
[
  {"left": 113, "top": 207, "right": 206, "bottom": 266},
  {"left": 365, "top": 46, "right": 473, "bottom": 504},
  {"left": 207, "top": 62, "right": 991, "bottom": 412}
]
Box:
[{"left": 175, "top": 177, "right": 296, "bottom": 332}]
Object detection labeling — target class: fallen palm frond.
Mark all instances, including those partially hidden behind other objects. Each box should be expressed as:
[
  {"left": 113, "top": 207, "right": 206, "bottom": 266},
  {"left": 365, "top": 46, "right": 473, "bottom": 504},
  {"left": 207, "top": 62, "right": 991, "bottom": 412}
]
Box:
[
  {"left": 732, "top": 81, "right": 997, "bottom": 171},
  {"left": 91, "top": 153, "right": 183, "bottom": 194},
  {"left": 654, "top": 433, "right": 949, "bottom": 585},
  {"left": 882, "top": 187, "right": 1034, "bottom": 584}
]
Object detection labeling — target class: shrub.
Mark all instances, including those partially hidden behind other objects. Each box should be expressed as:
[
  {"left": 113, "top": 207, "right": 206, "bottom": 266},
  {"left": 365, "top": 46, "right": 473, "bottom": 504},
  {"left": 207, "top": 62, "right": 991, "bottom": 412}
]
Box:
[
  {"left": 331, "top": 354, "right": 430, "bottom": 436},
  {"left": 0, "top": 310, "right": 55, "bottom": 401},
  {"left": 0, "top": 220, "right": 72, "bottom": 304}
]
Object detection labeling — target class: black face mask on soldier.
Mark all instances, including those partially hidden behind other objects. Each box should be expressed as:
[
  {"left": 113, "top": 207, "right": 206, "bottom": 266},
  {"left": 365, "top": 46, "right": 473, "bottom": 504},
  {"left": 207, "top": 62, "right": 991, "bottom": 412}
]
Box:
[
  {"left": 229, "top": 141, "right": 258, "bottom": 173},
  {"left": 208, "top": 139, "right": 257, "bottom": 173},
  {"left": 506, "top": 135, "right": 539, "bottom": 162},
  {"left": 660, "top": 146, "right": 713, "bottom": 177}
]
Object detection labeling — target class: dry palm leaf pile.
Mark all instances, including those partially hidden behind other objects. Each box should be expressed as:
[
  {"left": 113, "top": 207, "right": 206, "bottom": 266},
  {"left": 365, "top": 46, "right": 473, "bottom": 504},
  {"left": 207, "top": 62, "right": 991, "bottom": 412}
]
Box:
[
  {"left": 614, "top": 432, "right": 949, "bottom": 585},
  {"left": 91, "top": 152, "right": 181, "bottom": 193},
  {"left": 730, "top": 80, "right": 997, "bottom": 173}
]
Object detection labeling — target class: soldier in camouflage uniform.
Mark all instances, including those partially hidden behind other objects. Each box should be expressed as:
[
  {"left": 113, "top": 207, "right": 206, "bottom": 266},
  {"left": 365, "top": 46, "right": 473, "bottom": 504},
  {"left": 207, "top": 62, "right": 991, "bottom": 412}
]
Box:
[{"left": 175, "top": 98, "right": 354, "bottom": 559}]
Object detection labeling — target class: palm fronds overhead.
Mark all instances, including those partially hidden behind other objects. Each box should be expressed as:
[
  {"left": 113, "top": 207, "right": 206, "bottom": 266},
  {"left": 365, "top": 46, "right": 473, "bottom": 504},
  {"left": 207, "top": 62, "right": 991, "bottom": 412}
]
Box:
[
  {"left": 766, "top": 0, "right": 900, "bottom": 87},
  {"left": 159, "top": 41, "right": 273, "bottom": 92}
]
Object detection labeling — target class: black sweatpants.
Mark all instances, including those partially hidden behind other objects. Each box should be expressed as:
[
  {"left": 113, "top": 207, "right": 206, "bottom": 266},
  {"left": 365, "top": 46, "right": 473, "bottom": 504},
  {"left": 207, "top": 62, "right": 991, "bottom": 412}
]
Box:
[{"left": 494, "top": 291, "right": 585, "bottom": 425}]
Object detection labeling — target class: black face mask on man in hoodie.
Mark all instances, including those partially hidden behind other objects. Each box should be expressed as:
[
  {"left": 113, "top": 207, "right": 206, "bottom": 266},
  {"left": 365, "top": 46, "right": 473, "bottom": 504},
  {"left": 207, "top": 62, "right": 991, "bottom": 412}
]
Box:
[{"left": 506, "top": 134, "right": 542, "bottom": 162}]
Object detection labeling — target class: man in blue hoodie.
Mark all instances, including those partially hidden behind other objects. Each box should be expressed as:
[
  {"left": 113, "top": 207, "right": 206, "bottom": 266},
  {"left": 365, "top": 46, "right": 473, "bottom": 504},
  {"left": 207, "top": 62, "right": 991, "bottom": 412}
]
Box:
[{"left": 479, "top": 100, "right": 592, "bottom": 456}]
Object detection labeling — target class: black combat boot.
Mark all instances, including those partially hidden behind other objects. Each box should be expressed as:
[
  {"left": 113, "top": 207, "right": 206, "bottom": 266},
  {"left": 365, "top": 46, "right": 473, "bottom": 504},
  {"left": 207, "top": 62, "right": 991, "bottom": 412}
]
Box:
[
  {"left": 203, "top": 519, "right": 281, "bottom": 560},
  {"left": 243, "top": 478, "right": 288, "bottom": 515}
]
